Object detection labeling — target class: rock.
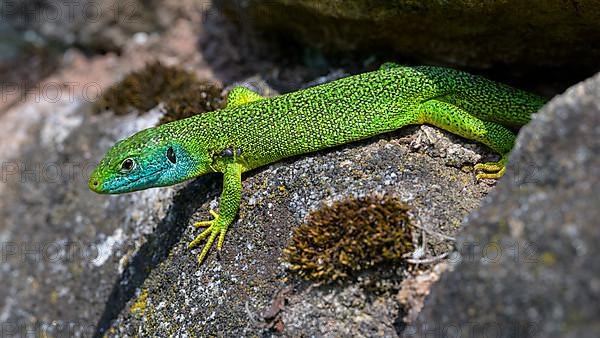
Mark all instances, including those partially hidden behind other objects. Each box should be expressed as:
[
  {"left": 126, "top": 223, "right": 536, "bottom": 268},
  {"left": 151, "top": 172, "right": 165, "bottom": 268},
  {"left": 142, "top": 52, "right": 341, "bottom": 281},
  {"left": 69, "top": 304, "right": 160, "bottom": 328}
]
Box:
[
  {"left": 105, "top": 121, "right": 493, "bottom": 336},
  {"left": 7, "top": 4, "right": 578, "bottom": 332},
  {"left": 216, "top": 0, "right": 600, "bottom": 71},
  {"left": 0, "top": 59, "right": 496, "bottom": 336},
  {"left": 91, "top": 72, "right": 498, "bottom": 336},
  {"left": 409, "top": 73, "right": 600, "bottom": 337},
  {"left": 0, "top": 79, "right": 173, "bottom": 336},
  {"left": 0, "top": 25, "right": 24, "bottom": 63},
  {"left": 2, "top": 0, "right": 207, "bottom": 53},
  {"left": 0, "top": 17, "right": 212, "bottom": 337},
  {"left": 3, "top": 1, "right": 598, "bottom": 335}
]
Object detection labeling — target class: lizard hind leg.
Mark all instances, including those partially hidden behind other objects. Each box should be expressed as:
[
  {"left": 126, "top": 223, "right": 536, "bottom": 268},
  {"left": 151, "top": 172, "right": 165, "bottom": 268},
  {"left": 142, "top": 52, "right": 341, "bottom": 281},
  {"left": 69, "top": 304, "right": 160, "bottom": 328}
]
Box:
[{"left": 418, "top": 100, "right": 516, "bottom": 180}]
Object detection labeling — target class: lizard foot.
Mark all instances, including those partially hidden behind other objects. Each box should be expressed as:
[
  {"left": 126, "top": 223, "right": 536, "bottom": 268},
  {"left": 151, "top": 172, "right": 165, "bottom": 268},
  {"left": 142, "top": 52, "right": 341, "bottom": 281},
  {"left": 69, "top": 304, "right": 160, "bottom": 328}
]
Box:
[
  {"left": 188, "top": 209, "right": 228, "bottom": 264},
  {"left": 474, "top": 156, "right": 508, "bottom": 180}
]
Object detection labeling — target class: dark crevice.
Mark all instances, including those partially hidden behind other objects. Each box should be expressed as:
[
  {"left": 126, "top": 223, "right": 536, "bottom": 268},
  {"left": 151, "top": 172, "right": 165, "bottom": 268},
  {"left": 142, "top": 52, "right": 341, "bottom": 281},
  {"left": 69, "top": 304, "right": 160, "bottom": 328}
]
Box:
[
  {"left": 93, "top": 174, "right": 219, "bottom": 337},
  {"left": 201, "top": 4, "right": 597, "bottom": 98},
  {"left": 394, "top": 308, "right": 408, "bottom": 335}
]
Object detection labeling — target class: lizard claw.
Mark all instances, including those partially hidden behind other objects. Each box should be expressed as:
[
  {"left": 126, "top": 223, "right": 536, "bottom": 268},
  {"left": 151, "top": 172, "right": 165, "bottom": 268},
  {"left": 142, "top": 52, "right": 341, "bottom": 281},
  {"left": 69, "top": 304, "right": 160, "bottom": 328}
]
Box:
[
  {"left": 188, "top": 209, "right": 228, "bottom": 264},
  {"left": 474, "top": 155, "right": 508, "bottom": 180},
  {"left": 193, "top": 209, "right": 220, "bottom": 227}
]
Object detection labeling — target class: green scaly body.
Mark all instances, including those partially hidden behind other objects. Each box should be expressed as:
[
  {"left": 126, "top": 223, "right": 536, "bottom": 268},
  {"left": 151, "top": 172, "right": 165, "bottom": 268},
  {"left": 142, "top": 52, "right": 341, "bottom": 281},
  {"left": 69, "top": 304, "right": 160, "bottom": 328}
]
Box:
[{"left": 89, "top": 64, "right": 546, "bottom": 263}]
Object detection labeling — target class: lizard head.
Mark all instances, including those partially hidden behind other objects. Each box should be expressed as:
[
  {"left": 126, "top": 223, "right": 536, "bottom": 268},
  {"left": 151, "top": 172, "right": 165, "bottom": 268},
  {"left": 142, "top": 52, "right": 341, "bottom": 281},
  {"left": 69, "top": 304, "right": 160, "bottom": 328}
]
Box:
[{"left": 89, "top": 126, "right": 208, "bottom": 194}]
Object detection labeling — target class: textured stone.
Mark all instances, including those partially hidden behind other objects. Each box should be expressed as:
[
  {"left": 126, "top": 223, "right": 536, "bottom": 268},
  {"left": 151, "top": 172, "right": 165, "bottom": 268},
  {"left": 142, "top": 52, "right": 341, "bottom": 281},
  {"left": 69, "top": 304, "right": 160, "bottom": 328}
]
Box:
[
  {"left": 0, "top": 16, "right": 211, "bottom": 338},
  {"left": 3, "top": 0, "right": 207, "bottom": 53}
]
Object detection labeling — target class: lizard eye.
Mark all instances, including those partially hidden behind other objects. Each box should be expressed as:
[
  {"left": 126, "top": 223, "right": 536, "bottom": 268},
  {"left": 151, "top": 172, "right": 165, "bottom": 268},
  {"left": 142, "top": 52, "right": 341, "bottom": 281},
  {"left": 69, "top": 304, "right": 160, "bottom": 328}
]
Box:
[
  {"left": 120, "top": 158, "right": 135, "bottom": 172},
  {"left": 167, "top": 147, "right": 176, "bottom": 164}
]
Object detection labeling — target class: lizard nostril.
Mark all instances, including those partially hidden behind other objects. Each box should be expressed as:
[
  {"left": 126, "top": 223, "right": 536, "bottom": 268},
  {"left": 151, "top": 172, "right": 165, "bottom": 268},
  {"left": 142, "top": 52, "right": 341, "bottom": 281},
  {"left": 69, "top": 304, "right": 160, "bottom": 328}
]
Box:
[{"left": 92, "top": 180, "right": 98, "bottom": 187}]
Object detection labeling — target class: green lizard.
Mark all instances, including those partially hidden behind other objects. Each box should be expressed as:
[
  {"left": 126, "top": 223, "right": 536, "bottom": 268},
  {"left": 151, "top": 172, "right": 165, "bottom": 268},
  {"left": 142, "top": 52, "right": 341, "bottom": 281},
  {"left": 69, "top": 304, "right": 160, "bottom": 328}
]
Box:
[{"left": 89, "top": 63, "right": 546, "bottom": 264}]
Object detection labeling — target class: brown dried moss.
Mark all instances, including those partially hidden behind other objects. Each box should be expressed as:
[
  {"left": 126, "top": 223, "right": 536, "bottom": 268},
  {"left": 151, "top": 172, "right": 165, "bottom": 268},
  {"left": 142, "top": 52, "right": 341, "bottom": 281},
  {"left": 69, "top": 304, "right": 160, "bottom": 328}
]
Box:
[
  {"left": 283, "top": 194, "right": 414, "bottom": 282},
  {"left": 95, "top": 62, "right": 225, "bottom": 125}
]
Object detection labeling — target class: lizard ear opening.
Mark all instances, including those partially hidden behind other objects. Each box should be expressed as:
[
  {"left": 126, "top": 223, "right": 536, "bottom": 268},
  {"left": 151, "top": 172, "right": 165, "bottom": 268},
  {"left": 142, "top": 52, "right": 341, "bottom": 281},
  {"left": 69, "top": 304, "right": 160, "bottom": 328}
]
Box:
[{"left": 167, "top": 147, "right": 177, "bottom": 164}]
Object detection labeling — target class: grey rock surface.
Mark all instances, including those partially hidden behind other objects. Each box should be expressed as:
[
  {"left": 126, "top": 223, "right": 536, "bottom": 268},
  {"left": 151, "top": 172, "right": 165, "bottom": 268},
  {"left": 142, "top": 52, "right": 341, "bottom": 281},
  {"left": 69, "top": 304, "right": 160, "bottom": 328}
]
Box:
[
  {"left": 0, "top": 101, "right": 172, "bottom": 336},
  {"left": 0, "top": 97, "right": 172, "bottom": 337},
  {"left": 0, "top": 25, "right": 24, "bottom": 63},
  {"left": 409, "top": 73, "right": 600, "bottom": 337},
  {"left": 0, "top": 19, "right": 207, "bottom": 336},
  {"left": 3, "top": 0, "right": 205, "bottom": 53}
]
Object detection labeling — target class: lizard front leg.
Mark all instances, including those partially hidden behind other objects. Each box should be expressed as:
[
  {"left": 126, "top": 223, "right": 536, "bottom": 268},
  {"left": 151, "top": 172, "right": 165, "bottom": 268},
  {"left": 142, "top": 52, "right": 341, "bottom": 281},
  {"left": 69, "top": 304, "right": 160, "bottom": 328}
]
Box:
[{"left": 188, "top": 162, "right": 243, "bottom": 264}]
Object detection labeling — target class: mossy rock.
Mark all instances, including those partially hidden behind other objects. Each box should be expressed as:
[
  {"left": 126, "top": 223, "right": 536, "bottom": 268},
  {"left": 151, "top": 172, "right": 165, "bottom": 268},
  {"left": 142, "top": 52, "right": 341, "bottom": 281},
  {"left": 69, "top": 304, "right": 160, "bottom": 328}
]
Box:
[
  {"left": 95, "top": 62, "right": 225, "bottom": 125},
  {"left": 217, "top": 0, "right": 600, "bottom": 70}
]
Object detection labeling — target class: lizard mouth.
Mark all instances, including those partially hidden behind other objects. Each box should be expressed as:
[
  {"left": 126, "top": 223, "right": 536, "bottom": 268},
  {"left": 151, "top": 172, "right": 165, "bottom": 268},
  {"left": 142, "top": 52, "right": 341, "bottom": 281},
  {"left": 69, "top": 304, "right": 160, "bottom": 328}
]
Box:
[
  {"left": 88, "top": 169, "right": 106, "bottom": 193},
  {"left": 89, "top": 169, "right": 163, "bottom": 194}
]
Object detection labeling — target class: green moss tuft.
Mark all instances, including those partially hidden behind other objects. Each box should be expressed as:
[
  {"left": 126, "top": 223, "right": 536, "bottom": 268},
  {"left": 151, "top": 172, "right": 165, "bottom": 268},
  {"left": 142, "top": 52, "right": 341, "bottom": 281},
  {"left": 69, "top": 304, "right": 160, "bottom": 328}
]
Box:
[
  {"left": 283, "top": 194, "right": 414, "bottom": 282},
  {"left": 95, "top": 62, "right": 225, "bottom": 125}
]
